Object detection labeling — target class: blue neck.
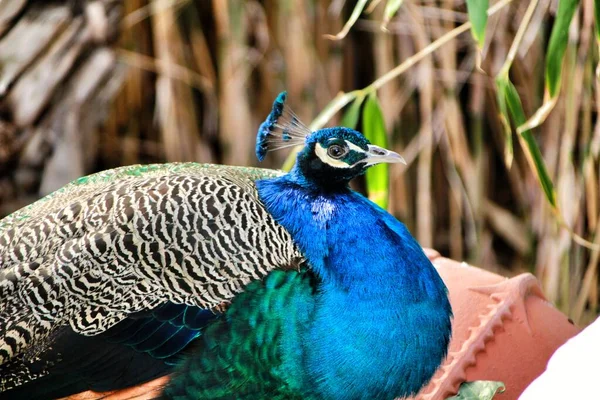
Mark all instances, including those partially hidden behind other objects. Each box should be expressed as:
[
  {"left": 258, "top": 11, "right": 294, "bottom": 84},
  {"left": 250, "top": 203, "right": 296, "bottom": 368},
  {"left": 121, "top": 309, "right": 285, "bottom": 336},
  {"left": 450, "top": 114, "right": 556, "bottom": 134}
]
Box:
[
  {"left": 255, "top": 171, "right": 452, "bottom": 399},
  {"left": 258, "top": 167, "right": 446, "bottom": 300}
]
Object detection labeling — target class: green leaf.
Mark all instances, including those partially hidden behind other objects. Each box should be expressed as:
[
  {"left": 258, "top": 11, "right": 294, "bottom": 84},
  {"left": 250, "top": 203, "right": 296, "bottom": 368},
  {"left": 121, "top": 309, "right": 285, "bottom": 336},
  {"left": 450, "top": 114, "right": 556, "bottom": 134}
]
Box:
[
  {"left": 362, "top": 93, "right": 390, "bottom": 210},
  {"left": 595, "top": 0, "right": 600, "bottom": 44},
  {"left": 519, "top": 131, "right": 557, "bottom": 208},
  {"left": 505, "top": 81, "right": 556, "bottom": 208},
  {"left": 381, "top": 0, "right": 404, "bottom": 31},
  {"left": 503, "top": 78, "right": 527, "bottom": 124},
  {"left": 494, "top": 75, "right": 514, "bottom": 167},
  {"left": 495, "top": 74, "right": 557, "bottom": 208},
  {"left": 516, "top": 0, "right": 578, "bottom": 133},
  {"left": 593, "top": 0, "right": 600, "bottom": 76},
  {"left": 446, "top": 381, "right": 505, "bottom": 400},
  {"left": 340, "top": 96, "right": 366, "bottom": 129},
  {"left": 545, "top": 0, "right": 578, "bottom": 97},
  {"left": 466, "top": 0, "right": 489, "bottom": 48}
]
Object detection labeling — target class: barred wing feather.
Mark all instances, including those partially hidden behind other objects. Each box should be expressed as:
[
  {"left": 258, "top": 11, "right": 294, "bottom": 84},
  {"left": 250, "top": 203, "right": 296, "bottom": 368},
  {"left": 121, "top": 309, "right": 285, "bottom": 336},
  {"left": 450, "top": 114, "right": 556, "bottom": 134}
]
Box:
[{"left": 0, "top": 163, "right": 303, "bottom": 391}]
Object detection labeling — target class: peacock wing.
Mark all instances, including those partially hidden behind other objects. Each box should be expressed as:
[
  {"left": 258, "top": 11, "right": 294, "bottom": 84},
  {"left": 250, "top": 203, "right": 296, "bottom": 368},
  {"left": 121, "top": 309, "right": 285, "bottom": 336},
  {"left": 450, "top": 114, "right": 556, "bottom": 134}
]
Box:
[
  {"left": 0, "top": 163, "right": 304, "bottom": 392},
  {"left": 0, "top": 301, "right": 219, "bottom": 399}
]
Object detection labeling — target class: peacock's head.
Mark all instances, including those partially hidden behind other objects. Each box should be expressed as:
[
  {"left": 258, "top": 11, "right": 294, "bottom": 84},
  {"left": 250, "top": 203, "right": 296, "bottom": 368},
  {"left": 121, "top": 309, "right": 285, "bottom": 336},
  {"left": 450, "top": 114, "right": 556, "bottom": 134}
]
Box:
[{"left": 256, "top": 92, "right": 405, "bottom": 188}]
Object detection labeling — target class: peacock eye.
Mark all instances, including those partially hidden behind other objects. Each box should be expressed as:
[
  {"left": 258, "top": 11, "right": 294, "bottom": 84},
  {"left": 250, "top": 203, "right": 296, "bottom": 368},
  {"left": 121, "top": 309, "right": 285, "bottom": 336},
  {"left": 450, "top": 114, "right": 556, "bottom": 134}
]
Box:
[{"left": 327, "top": 143, "right": 348, "bottom": 159}]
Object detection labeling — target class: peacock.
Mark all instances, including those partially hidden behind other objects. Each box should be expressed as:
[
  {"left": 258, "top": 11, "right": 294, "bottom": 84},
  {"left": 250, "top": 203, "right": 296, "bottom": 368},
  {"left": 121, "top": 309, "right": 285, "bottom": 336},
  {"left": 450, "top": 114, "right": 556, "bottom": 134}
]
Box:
[{"left": 0, "top": 92, "right": 452, "bottom": 400}]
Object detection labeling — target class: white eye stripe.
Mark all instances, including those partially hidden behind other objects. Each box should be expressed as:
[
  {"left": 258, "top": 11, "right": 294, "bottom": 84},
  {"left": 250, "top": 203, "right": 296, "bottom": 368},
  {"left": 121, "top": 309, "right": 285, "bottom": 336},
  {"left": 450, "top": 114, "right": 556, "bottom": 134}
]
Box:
[
  {"left": 314, "top": 140, "right": 368, "bottom": 168},
  {"left": 346, "top": 141, "right": 367, "bottom": 154},
  {"left": 315, "top": 143, "right": 353, "bottom": 168}
]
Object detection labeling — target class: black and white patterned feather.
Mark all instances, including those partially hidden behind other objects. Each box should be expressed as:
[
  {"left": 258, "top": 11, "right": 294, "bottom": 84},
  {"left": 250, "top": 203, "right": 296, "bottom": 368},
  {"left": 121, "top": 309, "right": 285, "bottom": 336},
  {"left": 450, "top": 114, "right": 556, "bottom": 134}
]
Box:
[{"left": 0, "top": 163, "right": 304, "bottom": 392}]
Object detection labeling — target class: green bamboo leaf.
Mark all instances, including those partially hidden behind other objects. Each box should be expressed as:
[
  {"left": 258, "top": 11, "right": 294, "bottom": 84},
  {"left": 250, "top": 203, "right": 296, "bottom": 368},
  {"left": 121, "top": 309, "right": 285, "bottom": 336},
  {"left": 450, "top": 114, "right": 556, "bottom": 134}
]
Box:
[
  {"left": 517, "top": 0, "right": 578, "bottom": 133},
  {"left": 340, "top": 96, "right": 366, "bottom": 129},
  {"left": 505, "top": 80, "right": 556, "bottom": 207},
  {"left": 518, "top": 132, "right": 557, "bottom": 208},
  {"left": 496, "top": 75, "right": 557, "bottom": 208},
  {"left": 494, "top": 75, "right": 514, "bottom": 167},
  {"left": 324, "top": 0, "right": 370, "bottom": 40},
  {"left": 596, "top": 0, "right": 600, "bottom": 41},
  {"left": 362, "top": 93, "right": 390, "bottom": 210},
  {"left": 593, "top": 0, "right": 600, "bottom": 77},
  {"left": 446, "top": 381, "right": 505, "bottom": 400},
  {"left": 381, "top": 0, "right": 404, "bottom": 31},
  {"left": 466, "top": 0, "right": 488, "bottom": 48},
  {"left": 545, "top": 0, "right": 578, "bottom": 97},
  {"left": 503, "top": 78, "right": 527, "bottom": 124}
]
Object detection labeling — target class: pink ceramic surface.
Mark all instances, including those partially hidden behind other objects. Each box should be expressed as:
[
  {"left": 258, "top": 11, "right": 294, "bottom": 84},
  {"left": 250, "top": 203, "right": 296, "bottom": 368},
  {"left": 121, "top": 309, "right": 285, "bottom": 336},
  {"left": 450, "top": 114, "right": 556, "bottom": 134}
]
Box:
[
  {"left": 519, "top": 316, "right": 600, "bottom": 399},
  {"left": 415, "top": 249, "right": 580, "bottom": 400},
  {"left": 60, "top": 377, "right": 168, "bottom": 400}
]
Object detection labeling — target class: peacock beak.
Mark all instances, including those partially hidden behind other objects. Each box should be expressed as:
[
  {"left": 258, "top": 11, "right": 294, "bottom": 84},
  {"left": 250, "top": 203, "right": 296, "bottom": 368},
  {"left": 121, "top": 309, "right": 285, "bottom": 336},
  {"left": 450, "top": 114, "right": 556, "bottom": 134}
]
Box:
[{"left": 364, "top": 144, "right": 406, "bottom": 166}]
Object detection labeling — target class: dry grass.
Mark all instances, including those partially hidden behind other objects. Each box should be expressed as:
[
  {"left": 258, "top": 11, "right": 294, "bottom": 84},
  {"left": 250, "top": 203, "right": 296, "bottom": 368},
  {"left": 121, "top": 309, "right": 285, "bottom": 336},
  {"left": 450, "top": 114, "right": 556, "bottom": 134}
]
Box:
[
  {"left": 106, "top": 0, "right": 600, "bottom": 325},
  {"left": 3, "top": 0, "right": 598, "bottom": 325}
]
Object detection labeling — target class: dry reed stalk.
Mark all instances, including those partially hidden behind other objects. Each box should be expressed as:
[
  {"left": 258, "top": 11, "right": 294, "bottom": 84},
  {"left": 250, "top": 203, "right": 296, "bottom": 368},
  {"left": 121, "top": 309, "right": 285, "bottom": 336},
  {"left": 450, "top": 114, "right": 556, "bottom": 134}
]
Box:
[
  {"left": 406, "top": 3, "right": 434, "bottom": 248},
  {"left": 4, "top": 0, "right": 598, "bottom": 323},
  {"left": 152, "top": 0, "right": 205, "bottom": 162},
  {"left": 370, "top": 5, "right": 405, "bottom": 217},
  {"left": 280, "top": 0, "right": 315, "bottom": 122},
  {"left": 213, "top": 0, "right": 252, "bottom": 165},
  {"left": 582, "top": 65, "right": 597, "bottom": 237},
  {"left": 115, "top": 0, "right": 148, "bottom": 166},
  {"left": 467, "top": 69, "right": 486, "bottom": 263},
  {"left": 122, "top": 0, "right": 188, "bottom": 30},
  {"left": 435, "top": 0, "right": 469, "bottom": 260},
  {"left": 483, "top": 199, "right": 529, "bottom": 256},
  {"left": 317, "top": 0, "right": 343, "bottom": 108},
  {"left": 372, "top": 5, "right": 400, "bottom": 127},
  {"left": 187, "top": 4, "right": 218, "bottom": 142}
]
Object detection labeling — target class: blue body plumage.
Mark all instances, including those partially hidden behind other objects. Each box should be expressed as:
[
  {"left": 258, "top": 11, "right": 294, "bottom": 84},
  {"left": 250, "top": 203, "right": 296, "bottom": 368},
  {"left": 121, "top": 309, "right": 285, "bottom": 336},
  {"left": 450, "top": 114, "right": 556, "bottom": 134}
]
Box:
[
  {"left": 255, "top": 166, "right": 451, "bottom": 399},
  {"left": 250, "top": 92, "right": 452, "bottom": 398}
]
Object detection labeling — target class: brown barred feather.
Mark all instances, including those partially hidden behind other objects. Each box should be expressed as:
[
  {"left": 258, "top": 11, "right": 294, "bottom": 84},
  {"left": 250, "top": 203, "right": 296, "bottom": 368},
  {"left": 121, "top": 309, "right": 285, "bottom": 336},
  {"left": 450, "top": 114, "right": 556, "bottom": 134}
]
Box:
[{"left": 0, "top": 163, "right": 304, "bottom": 391}]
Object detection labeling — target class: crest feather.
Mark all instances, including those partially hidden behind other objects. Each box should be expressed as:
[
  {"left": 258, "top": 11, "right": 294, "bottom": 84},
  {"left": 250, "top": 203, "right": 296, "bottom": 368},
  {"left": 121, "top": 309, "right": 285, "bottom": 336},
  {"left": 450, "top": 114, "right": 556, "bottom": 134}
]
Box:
[{"left": 256, "top": 92, "right": 311, "bottom": 161}]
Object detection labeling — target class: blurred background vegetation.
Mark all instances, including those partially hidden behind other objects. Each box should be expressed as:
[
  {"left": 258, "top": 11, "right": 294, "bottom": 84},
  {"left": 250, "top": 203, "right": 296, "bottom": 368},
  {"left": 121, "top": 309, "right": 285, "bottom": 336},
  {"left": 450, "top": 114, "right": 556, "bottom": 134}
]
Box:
[{"left": 0, "top": 0, "right": 598, "bottom": 325}]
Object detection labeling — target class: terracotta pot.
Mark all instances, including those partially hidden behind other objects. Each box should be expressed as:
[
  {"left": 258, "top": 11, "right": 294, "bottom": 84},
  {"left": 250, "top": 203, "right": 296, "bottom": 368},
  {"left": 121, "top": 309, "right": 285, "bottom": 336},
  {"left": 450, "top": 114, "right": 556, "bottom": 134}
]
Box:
[
  {"left": 414, "top": 249, "right": 580, "bottom": 400},
  {"left": 60, "top": 377, "right": 167, "bottom": 400},
  {"left": 64, "top": 249, "right": 580, "bottom": 400},
  {"left": 519, "top": 316, "right": 600, "bottom": 399}
]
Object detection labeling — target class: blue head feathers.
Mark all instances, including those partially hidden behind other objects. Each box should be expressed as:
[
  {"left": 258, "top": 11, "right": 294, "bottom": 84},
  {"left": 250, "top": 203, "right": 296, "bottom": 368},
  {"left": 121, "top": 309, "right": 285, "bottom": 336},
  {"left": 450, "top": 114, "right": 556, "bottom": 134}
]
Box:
[{"left": 257, "top": 91, "right": 406, "bottom": 188}]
